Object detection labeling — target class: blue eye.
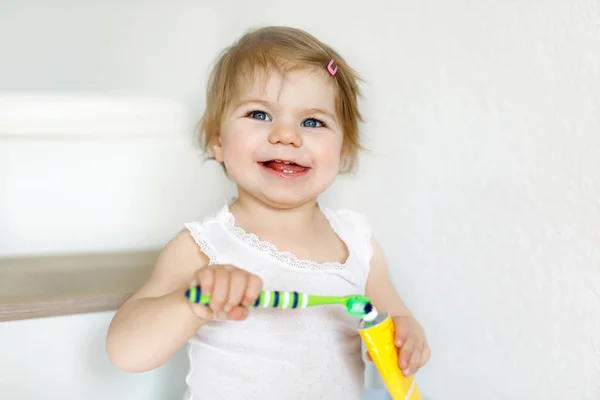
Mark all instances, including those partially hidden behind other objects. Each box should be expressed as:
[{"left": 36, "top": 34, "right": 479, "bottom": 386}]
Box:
[
  {"left": 248, "top": 111, "right": 271, "bottom": 121},
  {"left": 302, "top": 118, "right": 324, "bottom": 128}
]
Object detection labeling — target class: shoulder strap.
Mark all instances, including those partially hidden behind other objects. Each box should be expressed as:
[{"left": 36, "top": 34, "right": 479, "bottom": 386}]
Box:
[
  {"left": 323, "top": 207, "right": 374, "bottom": 268},
  {"left": 183, "top": 205, "right": 232, "bottom": 265}
]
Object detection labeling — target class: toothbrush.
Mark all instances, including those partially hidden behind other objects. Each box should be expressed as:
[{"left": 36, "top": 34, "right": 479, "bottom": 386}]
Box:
[{"left": 185, "top": 285, "right": 378, "bottom": 321}]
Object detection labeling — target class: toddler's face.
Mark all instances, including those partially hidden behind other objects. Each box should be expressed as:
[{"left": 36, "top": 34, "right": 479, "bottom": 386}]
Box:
[{"left": 213, "top": 68, "right": 345, "bottom": 208}]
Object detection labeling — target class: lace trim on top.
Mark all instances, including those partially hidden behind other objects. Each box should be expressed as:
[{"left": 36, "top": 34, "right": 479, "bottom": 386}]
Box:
[
  {"left": 221, "top": 205, "right": 348, "bottom": 271},
  {"left": 184, "top": 222, "right": 218, "bottom": 265}
]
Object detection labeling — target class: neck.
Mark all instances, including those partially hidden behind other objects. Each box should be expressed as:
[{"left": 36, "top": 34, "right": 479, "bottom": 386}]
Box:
[{"left": 229, "top": 191, "right": 320, "bottom": 232}]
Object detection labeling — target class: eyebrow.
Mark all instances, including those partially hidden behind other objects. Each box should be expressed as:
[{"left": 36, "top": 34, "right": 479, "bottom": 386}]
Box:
[
  {"left": 233, "top": 99, "right": 337, "bottom": 122},
  {"left": 233, "top": 98, "right": 273, "bottom": 109}
]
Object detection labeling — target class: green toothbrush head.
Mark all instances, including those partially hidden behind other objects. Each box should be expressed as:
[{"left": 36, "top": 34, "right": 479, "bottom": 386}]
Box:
[{"left": 345, "top": 295, "right": 378, "bottom": 321}]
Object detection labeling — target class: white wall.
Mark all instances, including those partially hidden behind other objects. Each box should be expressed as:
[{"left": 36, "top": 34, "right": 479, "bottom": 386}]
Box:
[
  {"left": 355, "top": 3, "right": 600, "bottom": 399},
  {"left": 1, "top": 1, "right": 599, "bottom": 400},
  {"left": 0, "top": 312, "right": 191, "bottom": 400}
]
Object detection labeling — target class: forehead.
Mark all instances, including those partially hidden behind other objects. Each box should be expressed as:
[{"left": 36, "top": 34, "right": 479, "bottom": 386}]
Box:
[{"left": 236, "top": 68, "right": 337, "bottom": 111}]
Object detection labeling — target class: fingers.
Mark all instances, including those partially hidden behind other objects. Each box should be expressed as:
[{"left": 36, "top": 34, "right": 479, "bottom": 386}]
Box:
[
  {"left": 227, "top": 305, "right": 249, "bottom": 321},
  {"left": 391, "top": 315, "right": 431, "bottom": 376},
  {"left": 404, "top": 339, "right": 423, "bottom": 376},
  {"left": 226, "top": 268, "right": 249, "bottom": 311},
  {"left": 194, "top": 265, "right": 215, "bottom": 296},
  {"left": 188, "top": 267, "right": 215, "bottom": 320},
  {"left": 399, "top": 336, "right": 415, "bottom": 375},
  {"left": 420, "top": 341, "right": 431, "bottom": 368},
  {"left": 406, "top": 340, "right": 430, "bottom": 375},
  {"left": 210, "top": 267, "right": 230, "bottom": 313},
  {"left": 244, "top": 274, "right": 263, "bottom": 306},
  {"left": 394, "top": 320, "right": 409, "bottom": 348},
  {"left": 395, "top": 321, "right": 412, "bottom": 373},
  {"left": 399, "top": 337, "right": 430, "bottom": 376},
  {"left": 189, "top": 264, "right": 262, "bottom": 322}
]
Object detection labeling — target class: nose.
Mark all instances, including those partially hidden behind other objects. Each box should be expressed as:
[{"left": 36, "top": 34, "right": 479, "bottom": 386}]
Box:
[{"left": 268, "top": 122, "right": 303, "bottom": 147}]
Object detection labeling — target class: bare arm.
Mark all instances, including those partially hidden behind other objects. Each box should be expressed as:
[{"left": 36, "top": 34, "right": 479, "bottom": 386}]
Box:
[
  {"left": 365, "top": 237, "right": 430, "bottom": 375},
  {"left": 106, "top": 230, "right": 208, "bottom": 372}
]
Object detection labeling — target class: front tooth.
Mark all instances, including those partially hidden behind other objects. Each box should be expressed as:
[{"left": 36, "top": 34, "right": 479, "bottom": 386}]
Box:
[
  {"left": 275, "top": 160, "right": 282, "bottom": 162},
  {"left": 283, "top": 169, "right": 294, "bottom": 173},
  {"left": 283, "top": 161, "right": 292, "bottom": 164}
]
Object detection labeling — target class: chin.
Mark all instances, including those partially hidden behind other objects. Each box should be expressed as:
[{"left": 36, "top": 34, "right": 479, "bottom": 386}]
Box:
[
  {"left": 257, "top": 190, "right": 318, "bottom": 209},
  {"left": 233, "top": 184, "right": 320, "bottom": 209}
]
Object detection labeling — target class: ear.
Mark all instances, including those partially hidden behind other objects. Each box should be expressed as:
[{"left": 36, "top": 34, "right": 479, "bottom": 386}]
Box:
[{"left": 211, "top": 134, "right": 224, "bottom": 162}]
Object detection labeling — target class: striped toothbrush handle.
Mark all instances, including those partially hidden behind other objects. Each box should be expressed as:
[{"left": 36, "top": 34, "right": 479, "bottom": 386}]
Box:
[{"left": 186, "top": 286, "right": 312, "bottom": 309}]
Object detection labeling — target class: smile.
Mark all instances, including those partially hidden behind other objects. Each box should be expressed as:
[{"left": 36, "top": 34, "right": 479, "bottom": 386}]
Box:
[{"left": 259, "top": 159, "right": 310, "bottom": 179}]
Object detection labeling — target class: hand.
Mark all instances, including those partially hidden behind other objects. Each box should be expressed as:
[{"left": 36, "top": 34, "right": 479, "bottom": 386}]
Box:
[
  {"left": 188, "top": 264, "right": 263, "bottom": 321},
  {"left": 365, "top": 314, "right": 430, "bottom": 376}
]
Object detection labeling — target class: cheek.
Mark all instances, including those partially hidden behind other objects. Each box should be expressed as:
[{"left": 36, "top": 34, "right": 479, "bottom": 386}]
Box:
[
  {"left": 224, "top": 139, "right": 251, "bottom": 159},
  {"left": 221, "top": 131, "right": 257, "bottom": 170},
  {"left": 222, "top": 121, "right": 261, "bottom": 155},
  {"left": 313, "top": 137, "right": 344, "bottom": 170}
]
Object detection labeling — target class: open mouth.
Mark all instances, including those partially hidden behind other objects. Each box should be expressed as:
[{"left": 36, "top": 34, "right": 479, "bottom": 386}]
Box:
[{"left": 259, "top": 159, "right": 310, "bottom": 177}]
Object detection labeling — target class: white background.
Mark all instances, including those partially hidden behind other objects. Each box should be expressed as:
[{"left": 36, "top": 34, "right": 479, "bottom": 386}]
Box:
[{"left": 1, "top": 1, "right": 599, "bottom": 399}]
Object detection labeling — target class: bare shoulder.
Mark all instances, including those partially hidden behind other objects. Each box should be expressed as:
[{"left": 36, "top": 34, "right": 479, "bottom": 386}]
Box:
[
  {"left": 155, "top": 229, "right": 210, "bottom": 279},
  {"left": 126, "top": 229, "right": 209, "bottom": 302},
  {"left": 369, "top": 236, "right": 387, "bottom": 269}
]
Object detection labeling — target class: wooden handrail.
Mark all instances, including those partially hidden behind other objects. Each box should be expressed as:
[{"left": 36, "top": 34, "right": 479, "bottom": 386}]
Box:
[{"left": 0, "top": 250, "right": 158, "bottom": 322}]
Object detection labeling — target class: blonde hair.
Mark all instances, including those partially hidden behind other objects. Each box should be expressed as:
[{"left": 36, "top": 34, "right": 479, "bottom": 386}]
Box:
[{"left": 198, "top": 26, "right": 365, "bottom": 173}]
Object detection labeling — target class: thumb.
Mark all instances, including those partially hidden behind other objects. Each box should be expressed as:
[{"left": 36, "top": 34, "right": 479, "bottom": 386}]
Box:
[{"left": 188, "top": 302, "right": 214, "bottom": 321}]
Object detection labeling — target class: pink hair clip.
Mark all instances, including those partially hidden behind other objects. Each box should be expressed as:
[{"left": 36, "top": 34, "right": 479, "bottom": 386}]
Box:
[{"left": 327, "top": 59, "right": 338, "bottom": 76}]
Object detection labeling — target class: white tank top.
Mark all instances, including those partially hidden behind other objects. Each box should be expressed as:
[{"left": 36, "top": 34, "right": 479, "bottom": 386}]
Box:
[{"left": 182, "top": 201, "right": 373, "bottom": 400}]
